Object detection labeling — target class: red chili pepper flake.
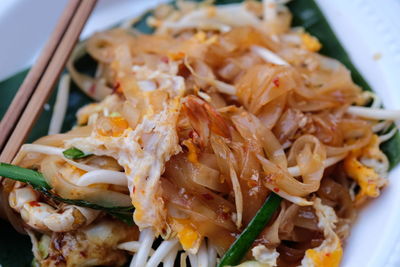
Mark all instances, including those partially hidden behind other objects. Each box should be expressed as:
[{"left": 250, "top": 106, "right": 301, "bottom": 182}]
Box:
[
  {"left": 112, "top": 81, "right": 121, "bottom": 94},
  {"left": 325, "top": 252, "right": 331, "bottom": 257},
  {"left": 202, "top": 193, "right": 214, "bottom": 200},
  {"left": 273, "top": 77, "right": 280, "bottom": 87},
  {"left": 273, "top": 187, "right": 280, "bottom": 193},
  {"left": 221, "top": 212, "right": 229, "bottom": 220},
  {"left": 161, "top": 56, "right": 169, "bottom": 63},
  {"left": 89, "top": 84, "right": 96, "bottom": 95},
  {"left": 28, "top": 201, "right": 40, "bottom": 207}
]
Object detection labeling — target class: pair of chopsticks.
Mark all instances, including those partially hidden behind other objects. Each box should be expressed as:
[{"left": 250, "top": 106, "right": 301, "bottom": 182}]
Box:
[{"left": 0, "top": 0, "right": 97, "bottom": 163}]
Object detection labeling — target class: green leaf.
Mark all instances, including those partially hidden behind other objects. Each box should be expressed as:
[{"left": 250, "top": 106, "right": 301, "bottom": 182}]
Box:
[
  {"left": 218, "top": 193, "right": 282, "bottom": 267},
  {"left": 0, "top": 163, "right": 50, "bottom": 191},
  {"left": 62, "top": 147, "right": 92, "bottom": 159},
  {"left": 0, "top": 163, "right": 134, "bottom": 225}
]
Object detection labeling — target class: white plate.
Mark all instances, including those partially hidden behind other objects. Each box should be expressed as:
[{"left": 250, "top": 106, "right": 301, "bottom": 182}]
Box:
[{"left": 0, "top": 1, "right": 399, "bottom": 266}]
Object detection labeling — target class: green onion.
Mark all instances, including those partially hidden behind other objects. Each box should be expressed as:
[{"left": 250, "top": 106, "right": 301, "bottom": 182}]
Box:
[
  {"left": 0, "top": 163, "right": 134, "bottom": 225},
  {"left": 62, "top": 147, "right": 92, "bottom": 159},
  {"left": 0, "top": 163, "right": 50, "bottom": 191},
  {"left": 218, "top": 193, "right": 282, "bottom": 267}
]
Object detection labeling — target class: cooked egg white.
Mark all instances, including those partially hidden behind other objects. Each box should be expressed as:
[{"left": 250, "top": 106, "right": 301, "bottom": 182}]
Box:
[{"left": 300, "top": 198, "right": 342, "bottom": 267}]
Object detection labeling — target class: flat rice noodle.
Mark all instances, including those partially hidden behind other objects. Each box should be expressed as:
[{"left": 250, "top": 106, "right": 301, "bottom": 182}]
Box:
[
  {"left": 258, "top": 134, "right": 326, "bottom": 197},
  {"left": 278, "top": 203, "right": 299, "bottom": 241},
  {"left": 277, "top": 230, "right": 324, "bottom": 266},
  {"left": 292, "top": 206, "right": 319, "bottom": 232},
  {"left": 205, "top": 26, "right": 278, "bottom": 68},
  {"left": 287, "top": 135, "right": 326, "bottom": 192},
  {"left": 163, "top": 155, "right": 236, "bottom": 230},
  {"left": 210, "top": 134, "right": 236, "bottom": 179},
  {"left": 317, "top": 178, "right": 354, "bottom": 219},
  {"left": 258, "top": 156, "right": 316, "bottom": 197},
  {"left": 235, "top": 64, "right": 296, "bottom": 115},
  {"left": 230, "top": 109, "right": 287, "bottom": 169},
  {"left": 34, "top": 126, "right": 93, "bottom": 147},
  {"left": 257, "top": 94, "right": 287, "bottom": 129},
  {"left": 260, "top": 202, "right": 287, "bottom": 246},
  {"left": 308, "top": 113, "right": 344, "bottom": 146},
  {"left": 86, "top": 29, "right": 136, "bottom": 63},
  {"left": 183, "top": 96, "right": 231, "bottom": 148},
  {"left": 40, "top": 155, "right": 131, "bottom": 207},
  {"left": 272, "top": 108, "right": 305, "bottom": 143},
  {"left": 160, "top": 177, "right": 236, "bottom": 232},
  {"left": 161, "top": 179, "right": 236, "bottom": 252},
  {"left": 192, "top": 162, "right": 227, "bottom": 193},
  {"left": 287, "top": 92, "right": 338, "bottom": 112},
  {"left": 326, "top": 119, "right": 372, "bottom": 157}
]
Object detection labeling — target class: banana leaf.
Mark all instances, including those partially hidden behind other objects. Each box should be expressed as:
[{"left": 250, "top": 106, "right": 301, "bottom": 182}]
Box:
[{"left": 0, "top": 0, "right": 399, "bottom": 266}]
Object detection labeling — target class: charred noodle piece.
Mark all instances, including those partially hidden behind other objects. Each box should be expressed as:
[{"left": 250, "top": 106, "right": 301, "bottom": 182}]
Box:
[
  {"left": 0, "top": 163, "right": 134, "bottom": 225},
  {"left": 62, "top": 146, "right": 93, "bottom": 159},
  {"left": 218, "top": 193, "right": 281, "bottom": 267}
]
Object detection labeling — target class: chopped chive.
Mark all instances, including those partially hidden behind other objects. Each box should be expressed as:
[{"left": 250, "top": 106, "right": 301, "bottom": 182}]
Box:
[
  {"left": 62, "top": 147, "right": 92, "bottom": 159},
  {"left": 218, "top": 193, "right": 282, "bottom": 267}
]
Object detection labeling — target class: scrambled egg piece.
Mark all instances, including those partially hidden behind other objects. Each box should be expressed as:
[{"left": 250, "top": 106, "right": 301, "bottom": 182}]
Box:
[
  {"left": 252, "top": 245, "right": 279, "bottom": 267},
  {"left": 300, "top": 32, "right": 322, "bottom": 52},
  {"left": 67, "top": 64, "right": 185, "bottom": 234},
  {"left": 344, "top": 135, "right": 388, "bottom": 205},
  {"left": 171, "top": 218, "right": 202, "bottom": 253},
  {"left": 300, "top": 198, "right": 342, "bottom": 267}
]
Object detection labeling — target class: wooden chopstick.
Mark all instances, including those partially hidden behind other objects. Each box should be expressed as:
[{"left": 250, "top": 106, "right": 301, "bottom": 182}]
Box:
[
  {"left": 0, "top": 0, "right": 81, "bottom": 151},
  {"left": 0, "top": 0, "right": 97, "bottom": 164}
]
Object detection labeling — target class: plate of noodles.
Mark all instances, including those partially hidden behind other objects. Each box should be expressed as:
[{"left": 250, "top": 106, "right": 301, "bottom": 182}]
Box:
[{"left": 1, "top": 0, "right": 400, "bottom": 267}]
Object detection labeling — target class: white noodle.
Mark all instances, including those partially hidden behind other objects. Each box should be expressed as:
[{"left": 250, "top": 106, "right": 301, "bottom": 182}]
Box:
[
  {"left": 76, "top": 170, "right": 128, "bottom": 186},
  {"left": 48, "top": 74, "right": 70, "bottom": 135},
  {"left": 26, "top": 229, "right": 40, "bottom": 260},
  {"left": 146, "top": 239, "right": 179, "bottom": 267},
  {"left": 20, "top": 144, "right": 64, "bottom": 156},
  {"left": 372, "top": 120, "right": 392, "bottom": 133},
  {"left": 131, "top": 228, "right": 155, "bottom": 267},
  {"left": 288, "top": 155, "right": 347, "bottom": 177},
  {"left": 264, "top": 184, "right": 313, "bottom": 206},
  {"left": 184, "top": 56, "right": 236, "bottom": 95},
  {"left": 379, "top": 127, "right": 398, "bottom": 143},
  {"left": 63, "top": 158, "right": 98, "bottom": 172},
  {"left": 207, "top": 241, "right": 217, "bottom": 267},
  {"left": 19, "top": 144, "right": 98, "bottom": 172},
  {"left": 251, "top": 45, "right": 289, "bottom": 66},
  {"left": 230, "top": 165, "right": 243, "bottom": 228},
  {"left": 163, "top": 244, "right": 180, "bottom": 267},
  {"left": 118, "top": 241, "right": 155, "bottom": 256},
  {"left": 158, "top": 4, "right": 260, "bottom": 34},
  {"left": 347, "top": 106, "right": 400, "bottom": 121},
  {"left": 197, "top": 240, "right": 209, "bottom": 267},
  {"left": 180, "top": 252, "right": 188, "bottom": 267},
  {"left": 188, "top": 252, "right": 198, "bottom": 267},
  {"left": 213, "top": 80, "right": 236, "bottom": 95},
  {"left": 118, "top": 241, "right": 141, "bottom": 252}
]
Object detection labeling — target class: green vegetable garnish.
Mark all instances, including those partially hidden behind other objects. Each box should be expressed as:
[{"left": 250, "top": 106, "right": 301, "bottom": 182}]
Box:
[
  {"left": 0, "top": 163, "right": 134, "bottom": 225},
  {"left": 218, "top": 193, "right": 282, "bottom": 267},
  {"left": 0, "top": 163, "right": 50, "bottom": 191},
  {"left": 62, "top": 147, "right": 92, "bottom": 159}
]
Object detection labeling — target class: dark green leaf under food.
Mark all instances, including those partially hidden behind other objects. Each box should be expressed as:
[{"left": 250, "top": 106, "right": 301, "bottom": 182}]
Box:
[
  {"left": 0, "top": 163, "right": 134, "bottom": 225},
  {"left": 62, "top": 147, "right": 93, "bottom": 159},
  {"left": 218, "top": 193, "right": 282, "bottom": 267}
]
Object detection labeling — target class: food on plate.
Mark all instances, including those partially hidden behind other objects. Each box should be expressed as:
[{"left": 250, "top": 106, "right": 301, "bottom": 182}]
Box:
[{"left": 1, "top": 0, "right": 399, "bottom": 266}]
